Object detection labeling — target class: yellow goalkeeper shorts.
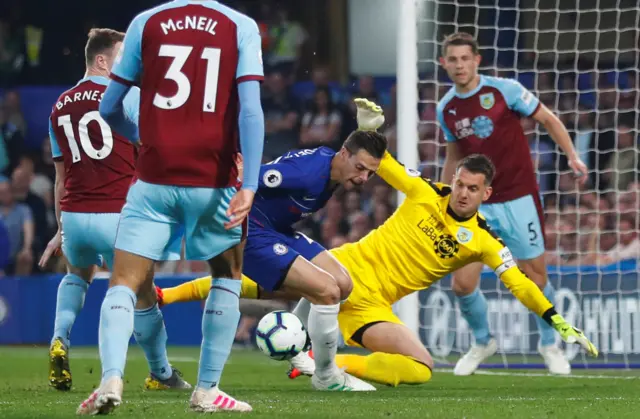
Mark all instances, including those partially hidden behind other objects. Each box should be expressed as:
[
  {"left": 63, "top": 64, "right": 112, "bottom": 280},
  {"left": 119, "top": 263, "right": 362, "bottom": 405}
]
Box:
[{"left": 330, "top": 247, "right": 405, "bottom": 348}]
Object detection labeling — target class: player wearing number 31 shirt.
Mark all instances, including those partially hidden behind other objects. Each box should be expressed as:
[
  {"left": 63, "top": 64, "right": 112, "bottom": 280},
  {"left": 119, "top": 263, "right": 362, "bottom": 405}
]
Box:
[{"left": 77, "top": 0, "right": 265, "bottom": 415}]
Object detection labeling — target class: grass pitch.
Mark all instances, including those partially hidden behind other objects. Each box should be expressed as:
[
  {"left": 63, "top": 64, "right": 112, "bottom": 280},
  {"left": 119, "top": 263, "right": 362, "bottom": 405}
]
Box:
[{"left": 1, "top": 346, "right": 639, "bottom": 418}]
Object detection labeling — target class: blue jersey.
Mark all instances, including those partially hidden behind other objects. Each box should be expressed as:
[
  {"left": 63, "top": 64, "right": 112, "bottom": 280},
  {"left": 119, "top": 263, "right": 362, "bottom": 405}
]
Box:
[{"left": 250, "top": 147, "right": 337, "bottom": 233}]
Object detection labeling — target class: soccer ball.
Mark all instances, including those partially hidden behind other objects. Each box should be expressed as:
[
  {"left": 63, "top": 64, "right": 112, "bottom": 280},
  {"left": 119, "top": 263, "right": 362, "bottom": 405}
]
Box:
[{"left": 255, "top": 310, "right": 310, "bottom": 361}]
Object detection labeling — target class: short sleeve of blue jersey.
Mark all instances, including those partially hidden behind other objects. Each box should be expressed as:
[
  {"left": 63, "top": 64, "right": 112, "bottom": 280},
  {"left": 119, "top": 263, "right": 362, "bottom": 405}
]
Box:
[
  {"left": 495, "top": 78, "right": 540, "bottom": 117},
  {"left": 48, "top": 117, "right": 62, "bottom": 159},
  {"left": 436, "top": 102, "right": 456, "bottom": 142},
  {"left": 259, "top": 156, "right": 309, "bottom": 190},
  {"left": 111, "top": 14, "right": 147, "bottom": 84},
  {"left": 236, "top": 17, "right": 264, "bottom": 80}
]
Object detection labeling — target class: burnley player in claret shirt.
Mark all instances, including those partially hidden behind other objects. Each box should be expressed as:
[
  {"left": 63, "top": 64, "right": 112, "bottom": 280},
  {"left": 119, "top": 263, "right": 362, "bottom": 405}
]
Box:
[
  {"left": 77, "top": 0, "right": 265, "bottom": 415},
  {"left": 436, "top": 32, "right": 588, "bottom": 376}
]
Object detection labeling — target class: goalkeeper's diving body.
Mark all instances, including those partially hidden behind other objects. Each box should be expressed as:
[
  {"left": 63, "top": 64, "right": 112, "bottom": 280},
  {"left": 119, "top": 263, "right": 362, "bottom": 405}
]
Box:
[{"left": 158, "top": 100, "right": 598, "bottom": 387}]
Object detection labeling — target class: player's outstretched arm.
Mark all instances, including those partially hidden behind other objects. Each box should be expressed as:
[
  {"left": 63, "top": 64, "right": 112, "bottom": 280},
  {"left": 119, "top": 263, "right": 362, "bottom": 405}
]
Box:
[
  {"left": 354, "top": 98, "right": 433, "bottom": 200},
  {"left": 478, "top": 226, "right": 598, "bottom": 357},
  {"left": 531, "top": 104, "right": 587, "bottom": 184}
]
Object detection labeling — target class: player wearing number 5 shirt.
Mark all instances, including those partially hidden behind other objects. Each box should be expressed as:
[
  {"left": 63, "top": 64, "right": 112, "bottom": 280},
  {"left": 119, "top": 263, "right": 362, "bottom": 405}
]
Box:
[{"left": 436, "top": 32, "right": 588, "bottom": 376}]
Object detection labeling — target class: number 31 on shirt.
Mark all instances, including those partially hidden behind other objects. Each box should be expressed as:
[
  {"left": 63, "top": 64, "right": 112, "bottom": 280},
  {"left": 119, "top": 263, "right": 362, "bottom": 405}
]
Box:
[{"left": 154, "top": 44, "right": 221, "bottom": 113}]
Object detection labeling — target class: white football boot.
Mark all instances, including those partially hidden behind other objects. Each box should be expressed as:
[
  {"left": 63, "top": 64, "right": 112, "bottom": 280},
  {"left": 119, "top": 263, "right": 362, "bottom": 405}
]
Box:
[
  {"left": 190, "top": 386, "right": 252, "bottom": 413},
  {"left": 538, "top": 344, "right": 571, "bottom": 375},
  {"left": 311, "top": 369, "right": 376, "bottom": 392},
  {"left": 76, "top": 376, "right": 123, "bottom": 415},
  {"left": 288, "top": 351, "right": 316, "bottom": 378},
  {"left": 453, "top": 338, "right": 498, "bottom": 376}
]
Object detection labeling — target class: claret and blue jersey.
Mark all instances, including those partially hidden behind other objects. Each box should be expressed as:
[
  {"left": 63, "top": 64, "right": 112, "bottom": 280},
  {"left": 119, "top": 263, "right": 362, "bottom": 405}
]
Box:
[
  {"left": 436, "top": 75, "right": 547, "bottom": 260},
  {"left": 98, "top": 0, "right": 266, "bottom": 262},
  {"left": 436, "top": 75, "right": 541, "bottom": 204}
]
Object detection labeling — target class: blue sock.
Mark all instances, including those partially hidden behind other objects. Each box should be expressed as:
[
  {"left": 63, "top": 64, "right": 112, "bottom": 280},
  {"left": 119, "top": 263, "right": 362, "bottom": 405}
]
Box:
[
  {"left": 52, "top": 274, "right": 89, "bottom": 347},
  {"left": 197, "top": 278, "right": 241, "bottom": 389},
  {"left": 134, "top": 304, "right": 172, "bottom": 380},
  {"left": 536, "top": 283, "right": 557, "bottom": 347},
  {"left": 458, "top": 288, "right": 491, "bottom": 346},
  {"left": 99, "top": 285, "right": 136, "bottom": 383}
]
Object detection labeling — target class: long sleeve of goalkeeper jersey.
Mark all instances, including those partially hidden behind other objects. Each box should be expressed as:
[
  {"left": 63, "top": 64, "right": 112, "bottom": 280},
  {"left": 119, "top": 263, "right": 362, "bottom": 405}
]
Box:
[
  {"left": 478, "top": 221, "right": 553, "bottom": 317},
  {"left": 376, "top": 151, "right": 442, "bottom": 201}
]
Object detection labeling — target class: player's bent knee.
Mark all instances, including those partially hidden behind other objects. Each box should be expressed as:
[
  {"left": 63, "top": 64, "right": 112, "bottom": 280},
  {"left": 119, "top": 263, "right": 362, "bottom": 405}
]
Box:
[
  {"left": 421, "top": 353, "right": 435, "bottom": 371},
  {"left": 334, "top": 271, "right": 353, "bottom": 301},
  {"left": 313, "top": 277, "right": 341, "bottom": 305},
  {"left": 451, "top": 276, "right": 477, "bottom": 297}
]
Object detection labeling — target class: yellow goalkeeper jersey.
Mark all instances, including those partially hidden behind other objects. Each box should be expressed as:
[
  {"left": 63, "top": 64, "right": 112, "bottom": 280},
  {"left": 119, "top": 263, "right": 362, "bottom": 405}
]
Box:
[{"left": 331, "top": 152, "right": 552, "bottom": 317}]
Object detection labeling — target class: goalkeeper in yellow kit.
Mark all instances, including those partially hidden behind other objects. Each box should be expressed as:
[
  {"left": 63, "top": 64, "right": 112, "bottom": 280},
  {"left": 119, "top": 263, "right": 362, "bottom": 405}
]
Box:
[{"left": 157, "top": 100, "right": 597, "bottom": 387}]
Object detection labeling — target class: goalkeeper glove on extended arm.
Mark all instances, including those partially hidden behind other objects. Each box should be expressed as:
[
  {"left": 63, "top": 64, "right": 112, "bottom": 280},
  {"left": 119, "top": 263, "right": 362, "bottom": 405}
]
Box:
[
  {"left": 355, "top": 98, "right": 385, "bottom": 131},
  {"left": 545, "top": 310, "right": 598, "bottom": 357}
]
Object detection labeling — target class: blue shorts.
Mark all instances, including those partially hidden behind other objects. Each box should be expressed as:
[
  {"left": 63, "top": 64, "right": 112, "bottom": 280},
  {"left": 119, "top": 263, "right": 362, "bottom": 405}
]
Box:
[
  {"left": 480, "top": 194, "right": 545, "bottom": 260},
  {"left": 115, "top": 180, "right": 242, "bottom": 261},
  {"left": 243, "top": 221, "right": 326, "bottom": 291},
  {"left": 61, "top": 212, "right": 119, "bottom": 269}
]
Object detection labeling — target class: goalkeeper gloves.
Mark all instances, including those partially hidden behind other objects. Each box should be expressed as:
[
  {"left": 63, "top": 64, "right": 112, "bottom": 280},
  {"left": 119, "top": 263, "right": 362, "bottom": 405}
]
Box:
[
  {"left": 355, "top": 98, "right": 385, "bottom": 131},
  {"left": 548, "top": 312, "right": 598, "bottom": 357}
]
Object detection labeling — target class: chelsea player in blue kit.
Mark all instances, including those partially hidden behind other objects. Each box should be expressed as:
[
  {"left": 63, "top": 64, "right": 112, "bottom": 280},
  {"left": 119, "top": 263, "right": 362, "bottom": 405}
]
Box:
[{"left": 247, "top": 130, "right": 387, "bottom": 391}]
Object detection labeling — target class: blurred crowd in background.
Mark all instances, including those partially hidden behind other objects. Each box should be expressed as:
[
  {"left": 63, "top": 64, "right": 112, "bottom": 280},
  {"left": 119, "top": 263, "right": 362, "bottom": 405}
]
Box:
[{"left": 1, "top": 0, "right": 639, "bottom": 279}]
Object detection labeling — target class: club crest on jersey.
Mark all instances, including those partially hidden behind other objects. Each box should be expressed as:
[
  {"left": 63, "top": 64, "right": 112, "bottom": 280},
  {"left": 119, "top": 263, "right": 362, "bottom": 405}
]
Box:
[
  {"left": 263, "top": 169, "right": 283, "bottom": 188},
  {"left": 434, "top": 234, "right": 460, "bottom": 259},
  {"left": 471, "top": 116, "right": 494, "bottom": 139},
  {"left": 456, "top": 227, "right": 473, "bottom": 244},
  {"left": 480, "top": 93, "right": 495, "bottom": 110},
  {"left": 405, "top": 167, "right": 421, "bottom": 177},
  {"left": 273, "top": 243, "right": 288, "bottom": 255}
]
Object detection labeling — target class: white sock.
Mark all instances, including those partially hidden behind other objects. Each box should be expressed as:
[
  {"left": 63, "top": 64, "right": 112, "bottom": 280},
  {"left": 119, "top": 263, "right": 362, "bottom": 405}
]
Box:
[
  {"left": 292, "top": 298, "right": 311, "bottom": 330},
  {"left": 308, "top": 303, "right": 340, "bottom": 381}
]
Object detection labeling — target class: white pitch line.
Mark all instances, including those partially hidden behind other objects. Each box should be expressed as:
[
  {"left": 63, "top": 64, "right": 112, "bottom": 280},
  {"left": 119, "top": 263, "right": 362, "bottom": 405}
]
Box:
[{"left": 435, "top": 368, "right": 640, "bottom": 380}]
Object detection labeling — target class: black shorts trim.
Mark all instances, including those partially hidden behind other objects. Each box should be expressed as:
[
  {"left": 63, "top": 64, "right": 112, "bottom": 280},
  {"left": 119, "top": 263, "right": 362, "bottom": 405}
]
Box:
[{"left": 350, "top": 321, "right": 386, "bottom": 347}]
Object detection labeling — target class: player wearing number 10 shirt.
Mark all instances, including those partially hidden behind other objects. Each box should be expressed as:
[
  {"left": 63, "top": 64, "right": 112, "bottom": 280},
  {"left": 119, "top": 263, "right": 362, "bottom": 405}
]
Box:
[
  {"left": 46, "top": 28, "right": 191, "bottom": 401},
  {"left": 77, "top": 0, "right": 265, "bottom": 415}
]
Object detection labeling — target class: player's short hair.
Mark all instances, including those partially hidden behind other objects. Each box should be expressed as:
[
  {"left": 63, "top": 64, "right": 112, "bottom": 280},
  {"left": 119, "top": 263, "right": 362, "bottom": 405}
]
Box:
[
  {"left": 85, "top": 28, "right": 125, "bottom": 66},
  {"left": 343, "top": 131, "right": 388, "bottom": 159},
  {"left": 456, "top": 154, "right": 495, "bottom": 185},
  {"left": 442, "top": 32, "right": 479, "bottom": 56}
]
